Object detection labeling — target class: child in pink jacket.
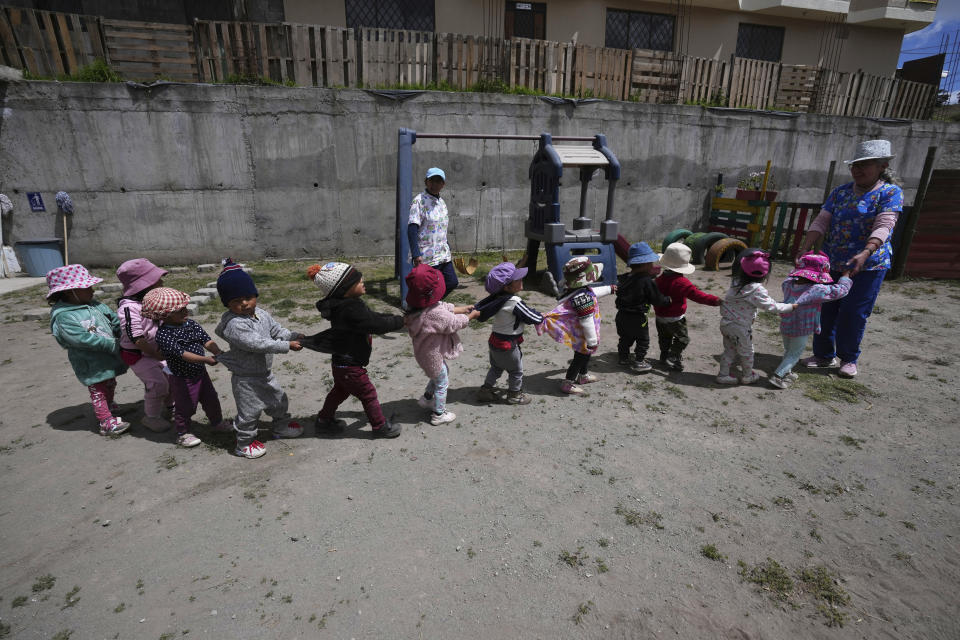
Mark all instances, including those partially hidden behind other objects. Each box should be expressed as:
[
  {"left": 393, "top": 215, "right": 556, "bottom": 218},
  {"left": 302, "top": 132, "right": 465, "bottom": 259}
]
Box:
[{"left": 404, "top": 265, "right": 479, "bottom": 426}]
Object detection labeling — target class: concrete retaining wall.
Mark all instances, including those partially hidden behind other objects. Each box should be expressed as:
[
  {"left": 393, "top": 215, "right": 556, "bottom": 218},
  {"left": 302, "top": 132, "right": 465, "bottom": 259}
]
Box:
[{"left": 1, "top": 81, "right": 959, "bottom": 266}]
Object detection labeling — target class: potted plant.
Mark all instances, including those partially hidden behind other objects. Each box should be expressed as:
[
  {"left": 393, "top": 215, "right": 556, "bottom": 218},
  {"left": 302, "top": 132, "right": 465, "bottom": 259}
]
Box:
[{"left": 736, "top": 170, "right": 777, "bottom": 201}]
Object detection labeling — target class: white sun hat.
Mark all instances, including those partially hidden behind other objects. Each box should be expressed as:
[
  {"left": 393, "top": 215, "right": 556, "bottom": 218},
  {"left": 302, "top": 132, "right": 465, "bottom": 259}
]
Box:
[{"left": 845, "top": 139, "right": 895, "bottom": 164}]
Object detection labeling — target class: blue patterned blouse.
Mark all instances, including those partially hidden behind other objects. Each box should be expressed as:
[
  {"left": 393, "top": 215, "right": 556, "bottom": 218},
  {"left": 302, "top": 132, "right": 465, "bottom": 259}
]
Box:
[{"left": 821, "top": 181, "right": 903, "bottom": 272}]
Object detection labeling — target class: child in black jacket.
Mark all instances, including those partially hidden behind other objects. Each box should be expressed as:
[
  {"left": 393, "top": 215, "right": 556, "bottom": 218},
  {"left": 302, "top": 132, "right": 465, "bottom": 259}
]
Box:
[
  {"left": 616, "top": 242, "right": 671, "bottom": 372},
  {"left": 304, "top": 262, "right": 405, "bottom": 438}
]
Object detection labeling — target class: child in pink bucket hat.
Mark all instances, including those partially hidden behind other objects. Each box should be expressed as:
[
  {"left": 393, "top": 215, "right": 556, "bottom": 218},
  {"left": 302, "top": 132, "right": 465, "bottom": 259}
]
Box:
[
  {"left": 47, "top": 264, "right": 131, "bottom": 436},
  {"left": 770, "top": 254, "right": 853, "bottom": 389},
  {"left": 115, "top": 258, "right": 173, "bottom": 432}
]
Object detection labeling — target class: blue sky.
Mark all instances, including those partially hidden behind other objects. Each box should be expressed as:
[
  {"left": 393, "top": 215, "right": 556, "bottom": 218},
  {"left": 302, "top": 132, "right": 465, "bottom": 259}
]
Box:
[{"left": 898, "top": 0, "right": 960, "bottom": 100}]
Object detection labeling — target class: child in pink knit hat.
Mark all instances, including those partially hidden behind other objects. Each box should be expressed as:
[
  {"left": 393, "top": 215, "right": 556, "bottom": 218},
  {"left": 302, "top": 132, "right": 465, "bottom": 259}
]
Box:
[{"left": 404, "top": 265, "right": 479, "bottom": 425}]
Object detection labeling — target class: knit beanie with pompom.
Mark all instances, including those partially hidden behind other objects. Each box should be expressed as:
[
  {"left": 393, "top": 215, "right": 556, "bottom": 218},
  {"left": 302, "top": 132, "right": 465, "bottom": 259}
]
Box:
[{"left": 308, "top": 262, "right": 362, "bottom": 300}]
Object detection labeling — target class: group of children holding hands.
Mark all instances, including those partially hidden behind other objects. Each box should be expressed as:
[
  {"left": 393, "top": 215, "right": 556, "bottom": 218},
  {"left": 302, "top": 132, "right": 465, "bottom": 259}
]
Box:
[{"left": 45, "top": 237, "right": 851, "bottom": 458}]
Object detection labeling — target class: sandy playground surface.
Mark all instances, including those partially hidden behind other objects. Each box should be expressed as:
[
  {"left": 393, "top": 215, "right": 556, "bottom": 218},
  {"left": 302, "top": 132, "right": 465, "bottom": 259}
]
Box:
[{"left": 0, "top": 256, "right": 958, "bottom": 639}]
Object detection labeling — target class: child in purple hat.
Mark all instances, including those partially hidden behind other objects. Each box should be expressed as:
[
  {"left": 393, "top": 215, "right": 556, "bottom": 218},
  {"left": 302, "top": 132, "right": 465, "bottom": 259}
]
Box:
[
  {"left": 473, "top": 262, "right": 543, "bottom": 405},
  {"left": 116, "top": 258, "right": 173, "bottom": 432},
  {"left": 405, "top": 265, "right": 479, "bottom": 425},
  {"left": 770, "top": 253, "right": 852, "bottom": 389}
]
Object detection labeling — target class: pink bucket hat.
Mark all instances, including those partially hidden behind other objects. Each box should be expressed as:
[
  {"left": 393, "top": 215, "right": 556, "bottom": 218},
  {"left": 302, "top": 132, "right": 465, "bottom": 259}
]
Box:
[
  {"left": 116, "top": 258, "right": 168, "bottom": 297},
  {"left": 789, "top": 252, "right": 833, "bottom": 284},
  {"left": 141, "top": 287, "right": 191, "bottom": 319},
  {"left": 46, "top": 264, "right": 102, "bottom": 299}
]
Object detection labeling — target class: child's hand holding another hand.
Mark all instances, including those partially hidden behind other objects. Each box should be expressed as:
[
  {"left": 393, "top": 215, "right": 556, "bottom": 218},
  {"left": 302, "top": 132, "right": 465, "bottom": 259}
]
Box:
[{"left": 289, "top": 340, "right": 303, "bottom": 351}]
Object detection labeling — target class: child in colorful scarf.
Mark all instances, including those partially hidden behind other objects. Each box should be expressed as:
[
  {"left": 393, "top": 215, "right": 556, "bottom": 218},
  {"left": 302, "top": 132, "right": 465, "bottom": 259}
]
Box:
[{"left": 537, "top": 257, "right": 615, "bottom": 395}]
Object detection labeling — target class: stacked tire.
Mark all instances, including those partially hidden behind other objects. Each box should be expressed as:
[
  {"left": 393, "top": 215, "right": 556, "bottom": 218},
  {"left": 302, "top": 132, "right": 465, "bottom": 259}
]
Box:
[{"left": 660, "top": 229, "right": 744, "bottom": 270}]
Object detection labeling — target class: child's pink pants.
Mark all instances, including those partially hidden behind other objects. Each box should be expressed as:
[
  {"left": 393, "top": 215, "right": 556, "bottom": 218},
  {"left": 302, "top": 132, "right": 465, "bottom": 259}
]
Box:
[
  {"left": 130, "top": 357, "right": 171, "bottom": 417},
  {"left": 87, "top": 378, "right": 118, "bottom": 423}
]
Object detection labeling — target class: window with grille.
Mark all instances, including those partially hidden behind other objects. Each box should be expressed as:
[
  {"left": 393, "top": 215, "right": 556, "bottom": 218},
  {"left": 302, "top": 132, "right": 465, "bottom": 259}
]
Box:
[
  {"left": 345, "top": 0, "right": 435, "bottom": 31},
  {"left": 504, "top": 2, "right": 546, "bottom": 40},
  {"left": 605, "top": 8, "right": 674, "bottom": 52},
  {"left": 735, "top": 23, "right": 784, "bottom": 62}
]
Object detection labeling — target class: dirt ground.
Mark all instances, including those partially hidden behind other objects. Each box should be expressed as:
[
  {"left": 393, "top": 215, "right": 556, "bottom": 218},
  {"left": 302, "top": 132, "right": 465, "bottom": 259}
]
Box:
[{"left": 0, "top": 256, "right": 958, "bottom": 640}]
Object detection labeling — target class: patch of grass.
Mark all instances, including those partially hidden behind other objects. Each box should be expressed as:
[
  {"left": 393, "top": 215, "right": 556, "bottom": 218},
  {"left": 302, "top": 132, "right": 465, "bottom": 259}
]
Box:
[
  {"left": 772, "top": 496, "right": 794, "bottom": 508},
  {"left": 466, "top": 547, "right": 476, "bottom": 559},
  {"left": 597, "top": 537, "right": 609, "bottom": 548},
  {"left": 901, "top": 520, "right": 917, "bottom": 530},
  {"left": 62, "top": 585, "right": 80, "bottom": 609},
  {"left": 157, "top": 453, "right": 180, "bottom": 471},
  {"left": 701, "top": 544, "right": 725, "bottom": 561},
  {"left": 615, "top": 503, "right": 664, "bottom": 529},
  {"left": 797, "top": 566, "right": 851, "bottom": 627},
  {"left": 114, "top": 602, "right": 125, "bottom": 613},
  {"left": 12, "top": 595, "right": 27, "bottom": 607},
  {"left": 559, "top": 546, "right": 587, "bottom": 568},
  {"left": 32, "top": 574, "right": 56, "bottom": 593},
  {"left": 532, "top": 540, "right": 542, "bottom": 547},
  {"left": 738, "top": 558, "right": 794, "bottom": 600},
  {"left": 664, "top": 384, "right": 686, "bottom": 399},
  {"left": 595, "top": 558, "right": 609, "bottom": 573},
  {"left": 809, "top": 528, "right": 823, "bottom": 543},
  {"left": 51, "top": 631, "right": 73, "bottom": 640},
  {"left": 572, "top": 600, "right": 594, "bottom": 625},
  {"left": 801, "top": 377, "right": 877, "bottom": 410},
  {"left": 839, "top": 435, "right": 865, "bottom": 449}
]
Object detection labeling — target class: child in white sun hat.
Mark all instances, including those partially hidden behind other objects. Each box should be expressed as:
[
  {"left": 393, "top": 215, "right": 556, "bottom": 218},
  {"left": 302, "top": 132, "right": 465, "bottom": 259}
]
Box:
[{"left": 47, "top": 264, "right": 130, "bottom": 436}]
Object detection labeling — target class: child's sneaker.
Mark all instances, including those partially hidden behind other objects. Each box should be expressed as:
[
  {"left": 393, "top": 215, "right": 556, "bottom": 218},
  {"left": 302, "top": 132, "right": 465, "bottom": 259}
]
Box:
[
  {"left": 577, "top": 373, "right": 599, "bottom": 384},
  {"left": 477, "top": 385, "right": 499, "bottom": 403},
  {"left": 272, "top": 421, "right": 303, "bottom": 439},
  {"left": 176, "top": 432, "right": 201, "bottom": 447},
  {"left": 141, "top": 415, "right": 172, "bottom": 432},
  {"left": 506, "top": 390, "right": 531, "bottom": 405},
  {"left": 429, "top": 411, "right": 456, "bottom": 426},
  {"left": 417, "top": 395, "right": 434, "bottom": 410},
  {"left": 371, "top": 419, "right": 402, "bottom": 438},
  {"left": 801, "top": 356, "right": 839, "bottom": 368},
  {"left": 631, "top": 359, "right": 652, "bottom": 373},
  {"left": 665, "top": 356, "right": 684, "bottom": 371},
  {"left": 768, "top": 374, "right": 790, "bottom": 389},
  {"left": 99, "top": 417, "right": 130, "bottom": 436},
  {"left": 716, "top": 374, "right": 738, "bottom": 385},
  {"left": 560, "top": 379, "right": 585, "bottom": 395},
  {"left": 315, "top": 416, "right": 347, "bottom": 436},
  {"left": 235, "top": 440, "right": 266, "bottom": 458},
  {"left": 211, "top": 419, "right": 234, "bottom": 433},
  {"left": 838, "top": 361, "right": 858, "bottom": 378},
  {"left": 740, "top": 370, "right": 762, "bottom": 385}
]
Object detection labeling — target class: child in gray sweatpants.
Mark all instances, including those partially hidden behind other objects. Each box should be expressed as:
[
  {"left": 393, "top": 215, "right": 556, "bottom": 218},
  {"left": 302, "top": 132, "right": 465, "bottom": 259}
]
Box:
[
  {"left": 214, "top": 260, "right": 305, "bottom": 459},
  {"left": 473, "top": 262, "right": 543, "bottom": 405}
]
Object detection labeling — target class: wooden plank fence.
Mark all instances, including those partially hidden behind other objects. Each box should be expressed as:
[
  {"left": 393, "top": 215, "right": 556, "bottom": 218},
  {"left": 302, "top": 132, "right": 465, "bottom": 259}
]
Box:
[
  {"left": 629, "top": 49, "right": 681, "bottom": 103},
  {"left": 0, "top": 5, "right": 104, "bottom": 77},
  {"left": 680, "top": 55, "right": 727, "bottom": 104},
  {"left": 101, "top": 19, "right": 196, "bottom": 82},
  {"left": 0, "top": 4, "right": 940, "bottom": 119}
]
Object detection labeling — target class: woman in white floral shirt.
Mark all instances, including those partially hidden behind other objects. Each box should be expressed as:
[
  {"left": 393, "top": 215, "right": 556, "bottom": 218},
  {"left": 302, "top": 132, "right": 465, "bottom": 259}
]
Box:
[{"left": 408, "top": 167, "right": 458, "bottom": 298}]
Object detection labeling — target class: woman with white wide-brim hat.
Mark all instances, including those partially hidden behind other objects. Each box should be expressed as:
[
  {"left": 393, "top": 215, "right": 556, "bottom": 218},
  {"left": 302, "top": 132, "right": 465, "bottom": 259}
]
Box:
[{"left": 795, "top": 139, "right": 903, "bottom": 378}]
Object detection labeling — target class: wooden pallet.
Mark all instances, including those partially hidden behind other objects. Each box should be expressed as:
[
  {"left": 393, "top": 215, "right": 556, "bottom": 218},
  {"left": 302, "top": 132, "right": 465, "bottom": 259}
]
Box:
[
  {"left": 102, "top": 19, "right": 196, "bottom": 82},
  {"left": 0, "top": 6, "right": 105, "bottom": 77},
  {"left": 629, "top": 48, "right": 681, "bottom": 104}
]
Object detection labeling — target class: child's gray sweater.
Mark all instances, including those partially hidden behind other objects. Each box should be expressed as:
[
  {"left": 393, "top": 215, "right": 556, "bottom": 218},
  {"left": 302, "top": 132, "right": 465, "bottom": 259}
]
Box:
[{"left": 214, "top": 308, "right": 294, "bottom": 377}]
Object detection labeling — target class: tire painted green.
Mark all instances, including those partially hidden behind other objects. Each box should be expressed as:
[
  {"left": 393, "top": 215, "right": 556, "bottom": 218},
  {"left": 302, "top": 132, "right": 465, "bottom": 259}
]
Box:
[
  {"left": 661, "top": 229, "right": 692, "bottom": 253},
  {"left": 683, "top": 232, "right": 708, "bottom": 250},
  {"left": 691, "top": 232, "right": 729, "bottom": 264}
]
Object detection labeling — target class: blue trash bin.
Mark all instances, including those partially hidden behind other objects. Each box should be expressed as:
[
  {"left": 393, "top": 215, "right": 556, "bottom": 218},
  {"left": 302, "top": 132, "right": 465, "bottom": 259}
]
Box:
[{"left": 14, "top": 238, "right": 64, "bottom": 277}]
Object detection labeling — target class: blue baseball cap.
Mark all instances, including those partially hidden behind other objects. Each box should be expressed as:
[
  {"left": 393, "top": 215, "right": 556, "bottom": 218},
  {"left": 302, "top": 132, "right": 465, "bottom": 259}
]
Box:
[
  {"left": 627, "top": 242, "right": 660, "bottom": 265},
  {"left": 425, "top": 167, "right": 446, "bottom": 181}
]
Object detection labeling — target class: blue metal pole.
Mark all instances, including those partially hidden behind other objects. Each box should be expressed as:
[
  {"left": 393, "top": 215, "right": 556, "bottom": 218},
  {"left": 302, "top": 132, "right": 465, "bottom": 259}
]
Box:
[{"left": 396, "top": 128, "right": 417, "bottom": 305}]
